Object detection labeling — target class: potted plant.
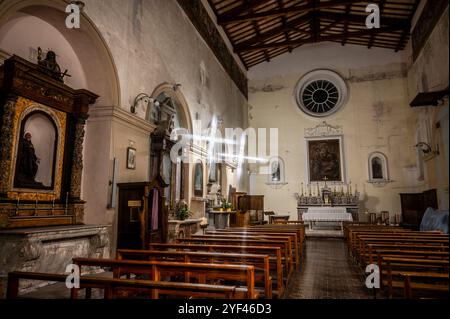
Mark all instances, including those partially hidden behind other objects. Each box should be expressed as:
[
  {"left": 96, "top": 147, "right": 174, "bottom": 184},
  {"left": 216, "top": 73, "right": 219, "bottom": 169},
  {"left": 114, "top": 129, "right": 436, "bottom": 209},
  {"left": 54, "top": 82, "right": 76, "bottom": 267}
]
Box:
[{"left": 177, "top": 201, "right": 192, "bottom": 221}]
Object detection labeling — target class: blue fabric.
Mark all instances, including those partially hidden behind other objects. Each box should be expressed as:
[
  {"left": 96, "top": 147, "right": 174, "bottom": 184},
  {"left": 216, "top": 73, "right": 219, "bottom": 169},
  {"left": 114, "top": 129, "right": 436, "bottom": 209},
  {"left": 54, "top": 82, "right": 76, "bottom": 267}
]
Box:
[{"left": 420, "top": 207, "right": 449, "bottom": 234}]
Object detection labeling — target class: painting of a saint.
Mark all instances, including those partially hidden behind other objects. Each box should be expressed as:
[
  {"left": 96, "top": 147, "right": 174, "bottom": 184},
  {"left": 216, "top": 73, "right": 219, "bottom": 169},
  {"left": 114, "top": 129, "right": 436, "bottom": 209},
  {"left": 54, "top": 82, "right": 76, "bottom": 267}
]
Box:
[{"left": 308, "top": 139, "right": 342, "bottom": 182}]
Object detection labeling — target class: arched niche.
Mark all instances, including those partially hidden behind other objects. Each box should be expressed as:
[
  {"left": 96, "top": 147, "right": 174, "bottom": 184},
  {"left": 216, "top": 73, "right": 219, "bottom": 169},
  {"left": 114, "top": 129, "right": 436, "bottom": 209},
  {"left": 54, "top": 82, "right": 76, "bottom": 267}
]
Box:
[
  {"left": 266, "top": 156, "right": 287, "bottom": 187},
  {"left": 14, "top": 110, "right": 58, "bottom": 189},
  {"left": 0, "top": 0, "right": 120, "bottom": 106},
  {"left": 149, "top": 83, "right": 193, "bottom": 211},
  {"left": 150, "top": 83, "right": 193, "bottom": 133},
  {"left": 193, "top": 161, "right": 204, "bottom": 197},
  {"left": 367, "top": 152, "right": 392, "bottom": 186}
]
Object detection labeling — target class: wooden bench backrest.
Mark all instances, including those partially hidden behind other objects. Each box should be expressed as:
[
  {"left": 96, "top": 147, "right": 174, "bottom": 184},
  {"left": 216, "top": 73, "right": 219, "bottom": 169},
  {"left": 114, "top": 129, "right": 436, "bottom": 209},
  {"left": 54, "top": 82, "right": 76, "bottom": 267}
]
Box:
[
  {"left": 116, "top": 249, "right": 272, "bottom": 298},
  {"left": 73, "top": 258, "right": 256, "bottom": 298},
  {"left": 148, "top": 243, "right": 284, "bottom": 295},
  {"left": 7, "top": 271, "right": 248, "bottom": 299}
]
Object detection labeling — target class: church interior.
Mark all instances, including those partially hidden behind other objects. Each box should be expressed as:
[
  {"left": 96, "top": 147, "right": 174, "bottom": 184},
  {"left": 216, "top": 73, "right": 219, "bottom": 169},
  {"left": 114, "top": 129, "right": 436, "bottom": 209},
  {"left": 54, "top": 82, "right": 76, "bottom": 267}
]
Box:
[{"left": 0, "top": 0, "right": 448, "bottom": 302}]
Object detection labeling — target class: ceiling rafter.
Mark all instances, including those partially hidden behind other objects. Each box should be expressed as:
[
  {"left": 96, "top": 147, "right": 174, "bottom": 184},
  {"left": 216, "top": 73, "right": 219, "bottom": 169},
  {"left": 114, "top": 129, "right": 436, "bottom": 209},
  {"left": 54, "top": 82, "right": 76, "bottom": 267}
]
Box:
[
  {"left": 236, "top": 26, "right": 408, "bottom": 52},
  {"left": 207, "top": 0, "right": 419, "bottom": 68},
  {"left": 217, "top": 0, "right": 364, "bottom": 24}
]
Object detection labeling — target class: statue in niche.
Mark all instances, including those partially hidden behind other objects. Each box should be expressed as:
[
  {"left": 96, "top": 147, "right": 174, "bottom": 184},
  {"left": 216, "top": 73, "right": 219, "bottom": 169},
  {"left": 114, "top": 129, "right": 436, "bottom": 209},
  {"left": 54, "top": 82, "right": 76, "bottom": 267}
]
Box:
[
  {"left": 271, "top": 161, "right": 281, "bottom": 182},
  {"left": 15, "top": 132, "right": 43, "bottom": 187},
  {"left": 372, "top": 157, "right": 383, "bottom": 179}
]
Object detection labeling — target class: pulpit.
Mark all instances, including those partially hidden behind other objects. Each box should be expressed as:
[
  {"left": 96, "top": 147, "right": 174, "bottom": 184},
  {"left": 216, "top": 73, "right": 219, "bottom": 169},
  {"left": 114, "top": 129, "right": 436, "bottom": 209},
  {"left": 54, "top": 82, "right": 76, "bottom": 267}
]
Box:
[{"left": 230, "top": 193, "right": 264, "bottom": 227}]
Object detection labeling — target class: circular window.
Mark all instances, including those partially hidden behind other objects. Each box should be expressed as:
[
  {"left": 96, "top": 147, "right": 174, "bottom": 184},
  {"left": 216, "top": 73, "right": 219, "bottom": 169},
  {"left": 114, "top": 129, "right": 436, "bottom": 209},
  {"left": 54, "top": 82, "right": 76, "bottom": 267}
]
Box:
[{"left": 295, "top": 70, "right": 348, "bottom": 117}]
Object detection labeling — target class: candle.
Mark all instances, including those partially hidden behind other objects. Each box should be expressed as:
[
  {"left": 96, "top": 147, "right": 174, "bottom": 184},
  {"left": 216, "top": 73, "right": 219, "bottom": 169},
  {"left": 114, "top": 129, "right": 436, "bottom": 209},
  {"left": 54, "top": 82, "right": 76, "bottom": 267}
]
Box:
[
  {"left": 301, "top": 182, "right": 304, "bottom": 196},
  {"left": 349, "top": 181, "right": 352, "bottom": 195}
]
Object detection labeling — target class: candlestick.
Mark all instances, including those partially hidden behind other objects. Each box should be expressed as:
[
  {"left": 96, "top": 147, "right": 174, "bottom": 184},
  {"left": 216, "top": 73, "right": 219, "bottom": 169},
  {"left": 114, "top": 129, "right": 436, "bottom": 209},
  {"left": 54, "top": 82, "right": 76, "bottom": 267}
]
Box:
[{"left": 301, "top": 182, "right": 304, "bottom": 196}]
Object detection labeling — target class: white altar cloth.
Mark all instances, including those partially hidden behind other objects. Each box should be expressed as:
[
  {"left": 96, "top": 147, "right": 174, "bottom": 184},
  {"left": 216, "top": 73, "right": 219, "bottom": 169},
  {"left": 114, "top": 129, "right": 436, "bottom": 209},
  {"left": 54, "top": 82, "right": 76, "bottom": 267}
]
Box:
[
  {"left": 302, "top": 207, "right": 353, "bottom": 231},
  {"left": 302, "top": 212, "right": 353, "bottom": 222}
]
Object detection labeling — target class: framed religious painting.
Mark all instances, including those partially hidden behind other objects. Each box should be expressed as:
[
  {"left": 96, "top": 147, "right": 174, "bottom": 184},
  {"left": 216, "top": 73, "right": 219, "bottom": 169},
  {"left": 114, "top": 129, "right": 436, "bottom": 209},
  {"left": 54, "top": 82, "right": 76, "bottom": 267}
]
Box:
[
  {"left": 126, "top": 147, "right": 137, "bottom": 170},
  {"left": 306, "top": 136, "right": 345, "bottom": 183}
]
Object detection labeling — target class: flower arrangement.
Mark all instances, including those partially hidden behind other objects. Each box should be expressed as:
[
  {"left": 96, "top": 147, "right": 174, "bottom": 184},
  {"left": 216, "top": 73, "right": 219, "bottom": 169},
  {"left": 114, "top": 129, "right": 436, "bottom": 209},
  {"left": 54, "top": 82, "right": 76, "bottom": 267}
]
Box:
[
  {"left": 220, "top": 200, "right": 233, "bottom": 212},
  {"left": 177, "top": 201, "right": 192, "bottom": 221}
]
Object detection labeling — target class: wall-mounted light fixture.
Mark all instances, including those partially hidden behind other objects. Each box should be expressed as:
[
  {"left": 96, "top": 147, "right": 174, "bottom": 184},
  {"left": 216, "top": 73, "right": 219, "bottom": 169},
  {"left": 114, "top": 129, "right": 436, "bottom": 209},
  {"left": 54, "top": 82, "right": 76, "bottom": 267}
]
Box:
[
  {"left": 69, "top": 1, "right": 85, "bottom": 10},
  {"left": 415, "top": 142, "right": 440, "bottom": 156}
]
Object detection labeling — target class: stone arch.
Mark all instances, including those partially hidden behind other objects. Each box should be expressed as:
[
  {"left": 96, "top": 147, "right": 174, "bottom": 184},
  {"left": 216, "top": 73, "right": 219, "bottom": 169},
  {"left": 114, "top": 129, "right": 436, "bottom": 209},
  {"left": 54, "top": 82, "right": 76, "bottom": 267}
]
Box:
[
  {"left": 150, "top": 83, "right": 193, "bottom": 133},
  {"left": 0, "top": 0, "right": 120, "bottom": 106}
]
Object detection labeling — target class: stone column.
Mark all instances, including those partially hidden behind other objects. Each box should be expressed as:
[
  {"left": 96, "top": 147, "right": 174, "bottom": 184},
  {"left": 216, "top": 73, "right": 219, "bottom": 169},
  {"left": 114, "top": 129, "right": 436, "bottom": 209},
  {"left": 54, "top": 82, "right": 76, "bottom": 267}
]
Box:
[
  {"left": 0, "top": 95, "right": 18, "bottom": 196},
  {"left": 69, "top": 116, "right": 88, "bottom": 200},
  {"left": 69, "top": 115, "right": 88, "bottom": 225}
]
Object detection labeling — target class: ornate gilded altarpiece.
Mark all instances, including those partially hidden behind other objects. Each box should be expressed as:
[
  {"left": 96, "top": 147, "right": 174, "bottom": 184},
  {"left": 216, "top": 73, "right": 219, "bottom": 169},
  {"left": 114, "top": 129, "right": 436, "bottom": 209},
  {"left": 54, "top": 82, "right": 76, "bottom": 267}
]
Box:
[{"left": 0, "top": 55, "right": 98, "bottom": 229}]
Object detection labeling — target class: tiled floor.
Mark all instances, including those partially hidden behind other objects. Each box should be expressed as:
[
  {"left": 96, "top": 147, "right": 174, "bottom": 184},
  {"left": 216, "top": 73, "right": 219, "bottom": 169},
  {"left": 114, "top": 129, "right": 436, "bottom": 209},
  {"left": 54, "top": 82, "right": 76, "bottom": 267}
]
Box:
[{"left": 285, "top": 237, "right": 375, "bottom": 299}]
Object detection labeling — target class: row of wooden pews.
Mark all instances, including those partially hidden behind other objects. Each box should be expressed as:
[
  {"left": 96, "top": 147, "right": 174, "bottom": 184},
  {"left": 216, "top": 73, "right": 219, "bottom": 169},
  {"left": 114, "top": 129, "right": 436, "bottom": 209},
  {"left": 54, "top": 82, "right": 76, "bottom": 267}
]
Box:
[
  {"left": 344, "top": 222, "right": 449, "bottom": 299},
  {"left": 7, "top": 222, "right": 305, "bottom": 300}
]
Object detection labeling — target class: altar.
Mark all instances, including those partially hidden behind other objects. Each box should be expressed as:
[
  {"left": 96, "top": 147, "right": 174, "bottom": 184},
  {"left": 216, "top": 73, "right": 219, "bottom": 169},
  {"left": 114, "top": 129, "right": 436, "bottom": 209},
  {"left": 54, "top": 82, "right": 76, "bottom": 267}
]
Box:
[
  {"left": 208, "top": 211, "right": 236, "bottom": 229},
  {"left": 302, "top": 207, "right": 353, "bottom": 231}
]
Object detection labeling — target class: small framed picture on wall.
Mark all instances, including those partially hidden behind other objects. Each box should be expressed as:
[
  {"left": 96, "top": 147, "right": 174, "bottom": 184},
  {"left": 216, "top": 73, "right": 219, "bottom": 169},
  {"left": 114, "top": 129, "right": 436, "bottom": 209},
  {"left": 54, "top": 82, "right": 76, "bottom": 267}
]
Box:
[{"left": 126, "top": 147, "right": 136, "bottom": 170}]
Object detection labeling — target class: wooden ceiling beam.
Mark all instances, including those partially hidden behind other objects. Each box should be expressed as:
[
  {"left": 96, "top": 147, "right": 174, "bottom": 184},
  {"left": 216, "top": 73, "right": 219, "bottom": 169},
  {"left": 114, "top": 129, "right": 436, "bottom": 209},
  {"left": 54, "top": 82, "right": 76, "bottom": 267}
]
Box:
[
  {"left": 395, "top": 0, "right": 419, "bottom": 51},
  {"left": 317, "top": 11, "right": 410, "bottom": 28},
  {"left": 368, "top": 0, "right": 386, "bottom": 48},
  {"left": 219, "top": 0, "right": 269, "bottom": 17},
  {"left": 341, "top": 4, "right": 352, "bottom": 45},
  {"left": 234, "top": 13, "right": 312, "bottom": 50},
  {"left": 217, "top": 0, "right": 364, "bottom": 24},
  {"left": 236, "top": 25, "right": 408, "bottom": 52}
]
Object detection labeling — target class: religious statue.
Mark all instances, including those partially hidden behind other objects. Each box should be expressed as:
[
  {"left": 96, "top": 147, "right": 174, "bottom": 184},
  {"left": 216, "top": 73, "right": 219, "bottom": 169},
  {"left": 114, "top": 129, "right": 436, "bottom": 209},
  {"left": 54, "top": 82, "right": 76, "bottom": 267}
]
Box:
[
  {"left": 15, "top": 132, "right": 43, "bottom": 187},
  {"left": 271, "top": 161, "right": 281, "bottom": 182},
  {"left": 371, "top": 157, "right": 383, "bottom": 179},
  {"left": 37, "top": 48, "right": 70, "bottom": 83}
]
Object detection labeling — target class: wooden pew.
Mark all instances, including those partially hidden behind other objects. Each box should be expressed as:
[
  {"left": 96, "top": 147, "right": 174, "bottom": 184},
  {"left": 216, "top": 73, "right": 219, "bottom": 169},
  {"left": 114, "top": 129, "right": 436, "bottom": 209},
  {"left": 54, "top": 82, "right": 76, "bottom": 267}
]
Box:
[
  {"left": 199, "top": 232, "right": 300, "bottom": 270},
  {"left": 236, "top": 225, "right": 306, "bottom": 257},
  {"left": 7, "top": 271, "right": 247, "bottom": 299},
  {"left": 354, "top": 234, "right": 449, "bottom": 263},
  {"left": 364, "top": 246, "right": 449, "bottom": 265},
  {"left": 116, "top": 249, "right": 272, "bottom": 298},
  {"left": 401, "top": 272, "right": 449, "bottom": 299},
  {"left": 177, "top": 237, "right": 294, "bottom": 279},
  {"left": 148, "top": 243, "right": 284, "bottom": 296},
  {"left": 378, "top": 256, "right": 449, "bottom": 298},
  {"left": 73, "top": 258, "right": 258, "bottom": 299},
  {"left": 213, "top": 228, "right": 303, "bottom": 259}
]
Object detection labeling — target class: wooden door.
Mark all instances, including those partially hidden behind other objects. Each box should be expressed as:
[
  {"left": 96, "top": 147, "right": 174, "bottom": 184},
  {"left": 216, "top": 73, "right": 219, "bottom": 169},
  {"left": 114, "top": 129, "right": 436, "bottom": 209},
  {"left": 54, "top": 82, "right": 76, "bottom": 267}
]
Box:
[{"left": 117, "top": 184, "right": 146, "bottom": 249}]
